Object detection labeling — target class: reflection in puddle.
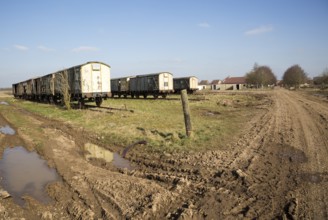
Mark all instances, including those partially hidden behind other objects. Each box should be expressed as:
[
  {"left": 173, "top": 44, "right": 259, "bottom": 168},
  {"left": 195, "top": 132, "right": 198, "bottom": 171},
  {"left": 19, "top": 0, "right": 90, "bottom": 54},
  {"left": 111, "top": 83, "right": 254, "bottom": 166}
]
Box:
[
  {"left": 84, "top": 143, "right": 133, "bottom": 170},
  {"left": 0, "top": 147, "right": 60, "bottom": 206},
  {"left": 0, "top": 125, "right": 16, "bottom": 135},
  {"left": 0, "top": 101, "right": 9, "bottom": 105}
]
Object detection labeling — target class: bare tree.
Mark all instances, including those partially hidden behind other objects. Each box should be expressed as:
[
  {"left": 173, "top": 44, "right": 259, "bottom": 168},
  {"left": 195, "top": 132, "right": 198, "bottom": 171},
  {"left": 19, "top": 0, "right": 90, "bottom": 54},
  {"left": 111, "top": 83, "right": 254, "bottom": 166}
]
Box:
[
  {"left": 282, "top": 65, "right": 307, "bottom": 88},
  {"left": 58, "top": 70, "right": 71, "bottom": 110},
  {"left": 245, "top": 64, "right": 277, "bottom": 88}
]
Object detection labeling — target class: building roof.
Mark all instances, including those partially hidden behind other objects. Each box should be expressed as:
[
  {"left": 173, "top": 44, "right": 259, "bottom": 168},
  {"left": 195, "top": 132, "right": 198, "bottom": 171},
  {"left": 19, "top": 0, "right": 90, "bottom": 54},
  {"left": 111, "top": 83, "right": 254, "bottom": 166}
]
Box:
[
  {"left": 199, "top": 80, "right": 210, "bottom": 85},
  {"left": 211, "top": 80, "right": 222, "bottom": 85},
  {"left": 223, "top": 77, "right": 246, "bottom": 84}
]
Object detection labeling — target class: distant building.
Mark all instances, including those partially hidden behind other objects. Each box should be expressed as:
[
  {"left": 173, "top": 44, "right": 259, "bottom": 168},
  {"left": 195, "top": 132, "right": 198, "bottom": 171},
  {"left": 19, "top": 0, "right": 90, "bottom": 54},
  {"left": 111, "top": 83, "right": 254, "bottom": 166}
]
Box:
[
  {"left": 198, "top": 80, "right": 211, "bottom": 90},
  {"left": 218, "top": 77, "right": 246, "bottom": 90},
  {"left": 210, "top": 80, "right": 222, "bottom": 90}
]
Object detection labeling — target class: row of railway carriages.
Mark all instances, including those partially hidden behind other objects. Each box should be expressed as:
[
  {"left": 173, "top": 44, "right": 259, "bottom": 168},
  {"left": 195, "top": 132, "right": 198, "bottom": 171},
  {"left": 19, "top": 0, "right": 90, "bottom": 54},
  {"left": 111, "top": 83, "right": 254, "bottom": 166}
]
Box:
[
  {"left": 12, "top": 61, "right": 199, "bottom": 107},
  {"left": 12, "top": 62, "right": 111, "bottom": 107},
  {"left": 110, "top": 73, "right": 198, "bottom": 98}
]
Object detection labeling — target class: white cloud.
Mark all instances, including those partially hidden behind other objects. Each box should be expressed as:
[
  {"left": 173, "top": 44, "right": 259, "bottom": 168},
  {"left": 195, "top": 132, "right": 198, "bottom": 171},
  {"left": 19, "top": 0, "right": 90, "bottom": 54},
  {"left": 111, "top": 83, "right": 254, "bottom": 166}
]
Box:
[
  {"left": 38, "top": 45, "right": 55, "bottom": 52},
  {"left": 198, "top": 22, "right": 210, "bottom": 28},
  {"left": 72, "top": 46, "right": 99, "bottom": 52},
  {"left": 14, "top": 44, "right": 29, "bottom": 51},
  {"left": 244, "top": 25, "right": 273, "bottom": 36}
]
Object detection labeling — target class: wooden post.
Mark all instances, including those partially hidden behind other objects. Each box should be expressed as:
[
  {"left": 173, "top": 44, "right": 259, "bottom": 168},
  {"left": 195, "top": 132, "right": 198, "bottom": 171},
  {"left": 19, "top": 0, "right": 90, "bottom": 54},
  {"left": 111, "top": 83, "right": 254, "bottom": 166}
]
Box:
[{"left": 181, "top": 89, "right": 192, "bottom": 137}]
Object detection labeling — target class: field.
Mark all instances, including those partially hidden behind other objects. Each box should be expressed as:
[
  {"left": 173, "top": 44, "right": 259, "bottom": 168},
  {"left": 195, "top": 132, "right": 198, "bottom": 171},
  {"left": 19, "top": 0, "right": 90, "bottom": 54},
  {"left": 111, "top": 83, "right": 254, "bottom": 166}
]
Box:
[
  {"left": 0, "top": 88, "right": 328, "bottom": 219},
  {"left": 5, "top": 91, "right": 266, "bottom": 153}
]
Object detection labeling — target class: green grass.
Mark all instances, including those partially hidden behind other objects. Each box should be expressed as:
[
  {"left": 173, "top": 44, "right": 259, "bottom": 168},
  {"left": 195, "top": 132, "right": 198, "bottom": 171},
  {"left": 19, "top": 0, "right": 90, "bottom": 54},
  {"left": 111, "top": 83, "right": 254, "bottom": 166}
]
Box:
[{"left": 2, "top": 92, "right": 266, "bottom": 153}]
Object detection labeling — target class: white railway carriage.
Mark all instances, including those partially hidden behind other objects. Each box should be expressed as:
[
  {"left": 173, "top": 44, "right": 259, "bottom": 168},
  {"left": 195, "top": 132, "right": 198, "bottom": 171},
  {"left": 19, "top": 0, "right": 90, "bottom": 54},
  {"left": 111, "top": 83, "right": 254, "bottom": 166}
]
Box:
[
  {"left": 79, "top": 62, "right": 111, "bottom": 99},
  {"left": 55, "top": 61, "right": 111, "bottom": 106},
  {"left": 129, "top": 72, "right": 174, "bottom": 98}
]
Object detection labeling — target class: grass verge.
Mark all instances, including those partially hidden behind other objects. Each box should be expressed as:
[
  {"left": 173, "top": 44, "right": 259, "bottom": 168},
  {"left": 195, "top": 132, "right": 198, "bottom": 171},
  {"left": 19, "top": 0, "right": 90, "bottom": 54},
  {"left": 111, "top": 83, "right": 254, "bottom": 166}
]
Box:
[{"left": 1, "top": 91, "right": 269, "bottom": 153}]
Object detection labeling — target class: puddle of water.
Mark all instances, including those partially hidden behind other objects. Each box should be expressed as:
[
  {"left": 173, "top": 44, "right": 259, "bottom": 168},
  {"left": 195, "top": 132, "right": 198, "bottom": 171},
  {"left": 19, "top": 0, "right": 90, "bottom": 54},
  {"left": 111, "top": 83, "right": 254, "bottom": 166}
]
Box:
[
  {"left": 0, "top": 101, "right": 9, "bottom": 105},
  {"left": 0, "top": 147, "right": 60, "bottom": 206},
  {"left": 0, "top": 125, "right": 16, "bottom": 135},
  {"left": 84, "top": 143, "right": 133, "bottom": 170}
]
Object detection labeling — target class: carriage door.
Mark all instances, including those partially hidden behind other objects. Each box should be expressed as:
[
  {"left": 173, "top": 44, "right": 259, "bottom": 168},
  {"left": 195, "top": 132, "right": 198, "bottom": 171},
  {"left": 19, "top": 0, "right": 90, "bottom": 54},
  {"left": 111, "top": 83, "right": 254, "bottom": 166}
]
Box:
[
  {"left": 163, "top": 73, "right": 169, "bottom": 91},
  {"left": 92, "top": 63, "right": 101, "bottom": 93},
  {"left": 74, "top": 67, "right": 81, "bottom": 94}
]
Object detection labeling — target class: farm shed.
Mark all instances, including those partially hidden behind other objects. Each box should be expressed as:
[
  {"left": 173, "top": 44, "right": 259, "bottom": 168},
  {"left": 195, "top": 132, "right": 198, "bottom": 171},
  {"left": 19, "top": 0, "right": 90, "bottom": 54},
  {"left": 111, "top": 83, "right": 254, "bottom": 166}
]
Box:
[
  {"left": 198, "top": 80, "right": 211, "bottom": 90},
  {"left": 218, "top": 77, "right": 246, "bottom": 90},
  {"left": 210, "top": 80, "right": 222, "bottom": 90}
]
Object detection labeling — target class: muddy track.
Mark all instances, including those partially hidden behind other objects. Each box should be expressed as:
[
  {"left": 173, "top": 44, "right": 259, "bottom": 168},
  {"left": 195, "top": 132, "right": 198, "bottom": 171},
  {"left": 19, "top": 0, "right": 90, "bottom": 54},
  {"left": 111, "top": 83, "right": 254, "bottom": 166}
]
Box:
[
  {"left": 129, "top": 88, "right": 328, "bottom": 219},
  {"left": 1, "top": 88, "right": 328, "bottom": 219}
]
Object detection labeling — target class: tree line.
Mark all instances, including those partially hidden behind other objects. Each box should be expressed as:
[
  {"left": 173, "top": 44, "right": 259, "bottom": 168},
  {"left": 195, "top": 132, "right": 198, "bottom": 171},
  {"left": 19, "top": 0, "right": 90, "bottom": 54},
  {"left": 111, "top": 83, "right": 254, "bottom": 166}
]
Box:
[
  {"left": 244, "top": 63, "right": 328, "bottom": 88},
  {"left": 313, "top": 68, "right": 328, "bottom": 87}
]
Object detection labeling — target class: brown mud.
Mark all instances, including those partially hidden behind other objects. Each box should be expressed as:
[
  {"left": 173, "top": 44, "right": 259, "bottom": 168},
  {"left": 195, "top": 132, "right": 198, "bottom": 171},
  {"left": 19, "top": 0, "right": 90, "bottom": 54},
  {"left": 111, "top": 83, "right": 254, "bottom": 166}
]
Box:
[{"left": 0, "top": 88, "right": 328, "bottom": 219}]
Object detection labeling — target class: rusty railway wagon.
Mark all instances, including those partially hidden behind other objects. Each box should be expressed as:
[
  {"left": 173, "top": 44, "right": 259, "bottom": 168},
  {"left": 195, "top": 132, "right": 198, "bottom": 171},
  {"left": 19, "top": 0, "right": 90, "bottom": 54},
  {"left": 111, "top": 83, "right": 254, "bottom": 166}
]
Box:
[
  {"left": 173, "top": 76, "right": 199, "bottom": 94},
  {"left": 111, "top": 72, "right": 174, "bottom": 99},
  {"left": 12, "top": 61, "right": 111, "bottom": 107}
]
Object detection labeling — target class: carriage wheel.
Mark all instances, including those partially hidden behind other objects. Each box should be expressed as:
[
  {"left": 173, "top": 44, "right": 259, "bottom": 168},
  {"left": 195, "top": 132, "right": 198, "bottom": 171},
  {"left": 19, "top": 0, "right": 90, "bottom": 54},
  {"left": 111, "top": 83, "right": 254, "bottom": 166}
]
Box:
[
  {"left": 95, "top": 97, "right": 103, "bottom": 107},
  {"left": 78, "top": 99, "right": 85, "bottom": 109}
]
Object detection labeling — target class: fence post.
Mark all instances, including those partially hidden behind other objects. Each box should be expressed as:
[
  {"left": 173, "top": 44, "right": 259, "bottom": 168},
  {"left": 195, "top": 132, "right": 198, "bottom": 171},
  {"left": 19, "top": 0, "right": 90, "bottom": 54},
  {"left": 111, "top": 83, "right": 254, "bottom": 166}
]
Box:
[{"left": 181, "top": 89, "right": 192, "bottom": 137}]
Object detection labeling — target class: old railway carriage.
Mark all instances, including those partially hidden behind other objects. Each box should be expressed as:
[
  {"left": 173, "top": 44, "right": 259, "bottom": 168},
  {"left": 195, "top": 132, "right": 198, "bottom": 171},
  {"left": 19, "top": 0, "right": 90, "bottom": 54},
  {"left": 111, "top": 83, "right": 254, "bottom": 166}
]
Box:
[
  {"left": 173, "top": 76, "right": 199, "bottom": 94},
  {"left": 12, "top": 78, "right": 35, "bottom": 99},
  {"left": 12, "top": 61, "right": 111, "bottom": 107},
  {"left": 54, "top": 61, "right": 111, "bottom": 107},
  {"left": 110, "top": 77, "right": 131, "bottom": 98},
  {"left": 129, "top": 72, "right": 174, "bottom": 98}
]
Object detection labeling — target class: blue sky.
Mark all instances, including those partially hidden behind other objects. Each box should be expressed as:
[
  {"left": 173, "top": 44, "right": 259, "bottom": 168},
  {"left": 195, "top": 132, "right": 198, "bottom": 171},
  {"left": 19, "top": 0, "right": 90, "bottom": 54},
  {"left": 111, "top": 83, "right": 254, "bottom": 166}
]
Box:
[{"left": 1, "top": 0, "right": 327, "bottom": 87}]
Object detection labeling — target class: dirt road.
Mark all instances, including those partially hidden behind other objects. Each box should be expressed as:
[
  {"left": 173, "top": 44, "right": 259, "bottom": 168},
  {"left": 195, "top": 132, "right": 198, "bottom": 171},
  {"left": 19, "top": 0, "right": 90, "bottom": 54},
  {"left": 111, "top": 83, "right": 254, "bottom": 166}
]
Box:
[{"left": 0, "top": 88, "right": 328, "bottom": 219}]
